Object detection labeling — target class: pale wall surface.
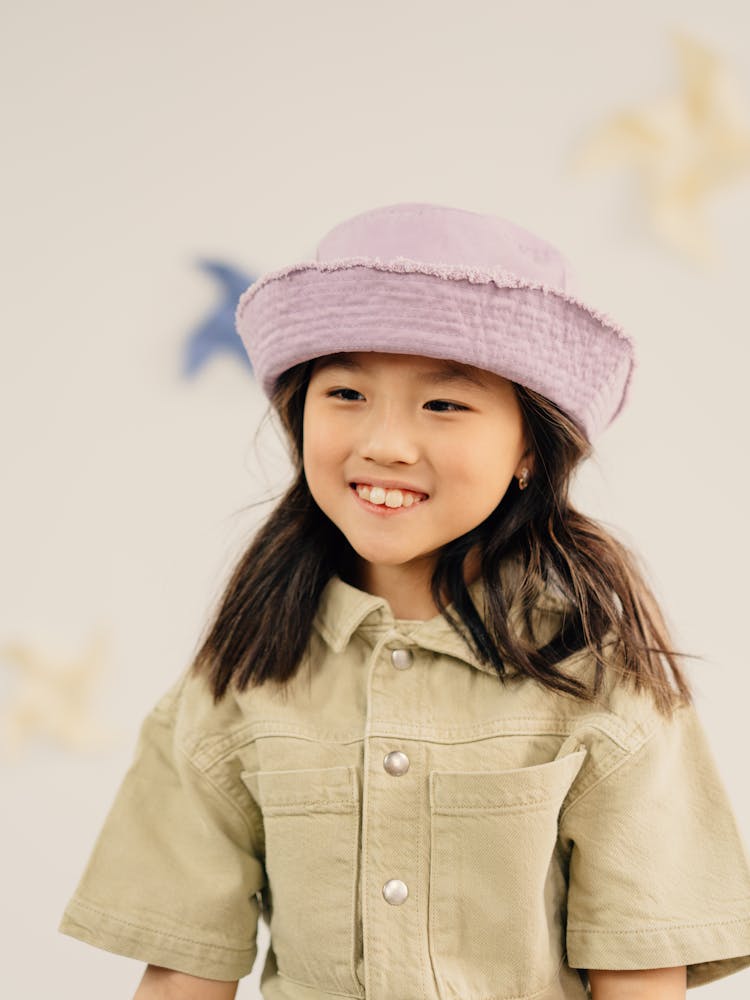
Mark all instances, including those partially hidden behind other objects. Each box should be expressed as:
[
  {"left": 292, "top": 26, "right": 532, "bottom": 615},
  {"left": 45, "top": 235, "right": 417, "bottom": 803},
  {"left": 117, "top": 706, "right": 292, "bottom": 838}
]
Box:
[{"left": 1, "top": 1, "right": 748, "bottom": 997}]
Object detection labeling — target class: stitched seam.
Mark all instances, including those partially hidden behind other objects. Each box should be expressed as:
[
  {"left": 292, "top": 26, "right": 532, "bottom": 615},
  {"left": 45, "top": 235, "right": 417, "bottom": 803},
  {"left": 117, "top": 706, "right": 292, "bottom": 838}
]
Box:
[
  {"left": 190, "top": 727, "right": 366, "bottom": 767},
  {"left": 263, "top": 800, "right": 355, "bottom": 810},
  {"left": 187, "top": 715, "right": 640, "bottom": 768},
  {"left": 181, "top": 747, "right": 264, "bottom": 848},
  {"left": 315, "top": 593, "right": 388, "bottom": 649},
  {"left": 417, "top": 745, "right": 428, "bottom": 1000},
  {"left": 435, "top": 802, "right": 566, "bottom": 814},
  {"left": 559, "top": 722, "right": 659, "bottom": 819},
  {"left": 568, "top": 915, "right": 750, "bottom": 934},
  {"left": 348, "top": 767, "right": 361, "bottom": 996},
  {"left": 67, "top": 898, "right": 255, "bottom": 954},
  {"left": 182, "top": 713, "right": 643, "bottom": 773},
  {"left": 369, "top": 717, "right": 634, "bottom": 748},
  {"left": 276, "top": 968, "right": 362, "bottom": 998}
]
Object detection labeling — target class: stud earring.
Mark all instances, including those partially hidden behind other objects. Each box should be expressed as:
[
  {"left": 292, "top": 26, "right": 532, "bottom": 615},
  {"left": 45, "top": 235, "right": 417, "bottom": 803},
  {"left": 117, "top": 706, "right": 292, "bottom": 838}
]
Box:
[{"left": 518, "top": 467, "right": 530, "bottom": 490}]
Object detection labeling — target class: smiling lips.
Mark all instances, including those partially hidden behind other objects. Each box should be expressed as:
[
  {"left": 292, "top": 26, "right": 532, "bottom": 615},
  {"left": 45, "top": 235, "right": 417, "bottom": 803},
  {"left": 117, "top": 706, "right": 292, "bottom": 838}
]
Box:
[{"left": 352, "top": 483, "right": 428, "bottom": 509}]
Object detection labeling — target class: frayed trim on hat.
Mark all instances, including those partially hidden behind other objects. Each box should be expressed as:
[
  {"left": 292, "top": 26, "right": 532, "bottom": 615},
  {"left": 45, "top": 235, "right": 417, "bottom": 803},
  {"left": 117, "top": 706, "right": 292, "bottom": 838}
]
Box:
[{"left": 234, "top": 256, "right": 635, "bottom": 350}]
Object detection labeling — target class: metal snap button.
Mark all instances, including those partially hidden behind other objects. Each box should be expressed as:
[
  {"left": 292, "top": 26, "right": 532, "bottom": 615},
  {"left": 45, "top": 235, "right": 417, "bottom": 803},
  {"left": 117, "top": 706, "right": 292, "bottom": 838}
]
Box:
[
  {"left": 390, "top": 648, "right": 414, "bottom": 670},
  {"left": 382, "top": 879, "right": 408, "bottom": 905},
  {"left": 383, "top": 750, "right": 410, "bottom": 776}
]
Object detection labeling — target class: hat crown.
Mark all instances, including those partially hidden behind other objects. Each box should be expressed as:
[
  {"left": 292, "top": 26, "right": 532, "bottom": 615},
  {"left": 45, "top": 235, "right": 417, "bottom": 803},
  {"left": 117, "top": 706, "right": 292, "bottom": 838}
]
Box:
[{"left": 315, "top": 202, "right": 577, "bottom": 294}]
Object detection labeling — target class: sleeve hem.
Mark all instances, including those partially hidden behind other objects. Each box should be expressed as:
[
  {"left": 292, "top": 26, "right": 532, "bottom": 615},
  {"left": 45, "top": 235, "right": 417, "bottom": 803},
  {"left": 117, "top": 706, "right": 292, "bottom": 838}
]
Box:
[
  {"left": 567, "top": 916, "right": 750, "bottom": 988},
  {"left": 58, "top": 898, "right": 256, "bottom": 981}
]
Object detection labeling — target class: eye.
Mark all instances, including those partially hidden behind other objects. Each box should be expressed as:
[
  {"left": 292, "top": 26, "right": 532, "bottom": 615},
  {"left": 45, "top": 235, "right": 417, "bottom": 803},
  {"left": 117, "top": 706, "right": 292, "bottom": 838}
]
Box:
[
  {"left": 424, "top": 400, "right": 470, "bottom": 413},
  {"left": 326, "top": 389, "right": 469, "bottom": 413},
  {"left": 327, "top": 388, "right": 364, "bottom": 401}
]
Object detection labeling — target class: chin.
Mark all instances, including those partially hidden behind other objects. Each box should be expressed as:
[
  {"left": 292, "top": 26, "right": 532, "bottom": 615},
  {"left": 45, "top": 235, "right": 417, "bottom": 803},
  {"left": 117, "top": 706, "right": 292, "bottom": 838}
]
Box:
[
  {"left": 353, "top": 549, "right": 415, "bottom": 567},
  {"left": 347, "top": 542, "right": 423, "bottom": 568}
]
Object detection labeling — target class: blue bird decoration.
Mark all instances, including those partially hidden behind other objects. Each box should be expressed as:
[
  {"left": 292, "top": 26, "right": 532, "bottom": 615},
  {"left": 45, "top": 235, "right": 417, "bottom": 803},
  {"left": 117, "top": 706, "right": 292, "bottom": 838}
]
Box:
[{"left": 182, "top": 258, "right": 256, "bottom": 377}]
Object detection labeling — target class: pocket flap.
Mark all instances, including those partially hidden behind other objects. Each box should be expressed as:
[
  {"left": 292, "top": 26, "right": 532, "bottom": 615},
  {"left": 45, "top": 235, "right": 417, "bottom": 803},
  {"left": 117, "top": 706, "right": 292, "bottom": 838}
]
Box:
[
  {"left": 430, "top": 747, "right": 587, "bottom": 811},
  {"left": 240, "top": 764, "right": 357, "bottom": 813}
]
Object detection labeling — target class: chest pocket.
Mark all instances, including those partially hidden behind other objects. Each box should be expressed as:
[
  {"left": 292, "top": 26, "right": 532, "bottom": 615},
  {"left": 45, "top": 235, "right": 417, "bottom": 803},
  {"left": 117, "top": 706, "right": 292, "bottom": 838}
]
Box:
[
  {"left": 240, "top": 764, "right": 364, "bottom": 997},
  {"left": 427, "top": 747, "right": 587, "bottom": 1000}
]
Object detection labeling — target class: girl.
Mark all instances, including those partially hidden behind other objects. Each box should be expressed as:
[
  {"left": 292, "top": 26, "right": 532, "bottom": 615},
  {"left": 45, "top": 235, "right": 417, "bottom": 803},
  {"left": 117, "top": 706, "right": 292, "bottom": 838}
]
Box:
[{"left": 59, "top": 203, "right": 750, "bottom": 1000}]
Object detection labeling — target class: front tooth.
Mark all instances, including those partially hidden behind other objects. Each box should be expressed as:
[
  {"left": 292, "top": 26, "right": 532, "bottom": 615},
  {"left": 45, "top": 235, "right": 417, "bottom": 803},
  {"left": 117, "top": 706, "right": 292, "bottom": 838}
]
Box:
[
  {"left": 357, "top": 484, "right": 371, "bottom": 501},
  {"left": 385, "top": 489, "right": 403, "bottom": 508},
  {"left": 369, "top": 486, "right": 386, "bottom": 505}
]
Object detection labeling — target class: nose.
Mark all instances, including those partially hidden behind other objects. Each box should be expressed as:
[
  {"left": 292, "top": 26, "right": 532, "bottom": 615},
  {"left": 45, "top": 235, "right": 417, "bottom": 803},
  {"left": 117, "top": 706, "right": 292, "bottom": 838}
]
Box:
[{"left": 355, "top": 403, "right": 420, "bottom": 466}]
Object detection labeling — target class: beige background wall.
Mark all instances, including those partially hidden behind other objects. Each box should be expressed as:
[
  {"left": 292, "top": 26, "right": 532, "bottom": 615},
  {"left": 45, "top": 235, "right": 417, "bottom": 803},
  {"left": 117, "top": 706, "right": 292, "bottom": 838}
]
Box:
[{"left": 2, "top": 1, "right": 748, "bottom": 997}]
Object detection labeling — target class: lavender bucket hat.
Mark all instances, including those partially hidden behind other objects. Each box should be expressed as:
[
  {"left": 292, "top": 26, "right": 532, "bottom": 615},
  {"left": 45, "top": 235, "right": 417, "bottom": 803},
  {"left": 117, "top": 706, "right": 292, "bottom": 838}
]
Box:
[{"left": 234, "top": 202, "right": 637, "bottom": 442}]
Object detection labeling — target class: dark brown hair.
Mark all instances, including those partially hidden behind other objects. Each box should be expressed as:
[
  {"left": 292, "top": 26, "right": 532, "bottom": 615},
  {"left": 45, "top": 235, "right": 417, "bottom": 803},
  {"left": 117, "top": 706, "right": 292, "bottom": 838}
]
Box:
[{"left": 191, "top": 359, "right": 696, "bottom": 717}]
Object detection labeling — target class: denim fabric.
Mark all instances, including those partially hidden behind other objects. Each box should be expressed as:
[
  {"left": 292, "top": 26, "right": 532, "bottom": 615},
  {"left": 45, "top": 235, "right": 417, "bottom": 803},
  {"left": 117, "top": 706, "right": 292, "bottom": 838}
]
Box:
[{"left": 59, "top": 563, "right": 750, "bottom": 998}]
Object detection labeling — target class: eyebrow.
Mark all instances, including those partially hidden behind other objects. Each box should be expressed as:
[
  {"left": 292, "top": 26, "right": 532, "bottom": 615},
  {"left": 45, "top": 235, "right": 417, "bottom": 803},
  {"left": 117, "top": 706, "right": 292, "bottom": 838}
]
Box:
[{"left": 312, "top": 353, "right": 490, "bottom": 391}]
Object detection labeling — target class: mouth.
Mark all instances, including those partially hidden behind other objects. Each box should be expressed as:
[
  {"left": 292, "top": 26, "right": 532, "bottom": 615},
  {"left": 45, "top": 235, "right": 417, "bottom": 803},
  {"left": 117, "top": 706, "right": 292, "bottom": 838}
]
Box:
[{"left": 349, "top": 482, "right": 429, "bottom": 511}]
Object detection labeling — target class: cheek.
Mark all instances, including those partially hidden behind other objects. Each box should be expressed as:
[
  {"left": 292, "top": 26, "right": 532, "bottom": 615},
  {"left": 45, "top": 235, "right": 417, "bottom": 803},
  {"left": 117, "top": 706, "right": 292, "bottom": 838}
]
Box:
[
  {"left": 301, "top": 409, "right": 323, "bottom": 486},
  {"left": 445, "top": 428, "right": 521, "bottom": 489},
  {"left": 302, "top": 409, "right": 347, "bottom": 483},
  {"left": 302, "top": 401, "right": 325, "bottom": 453}
]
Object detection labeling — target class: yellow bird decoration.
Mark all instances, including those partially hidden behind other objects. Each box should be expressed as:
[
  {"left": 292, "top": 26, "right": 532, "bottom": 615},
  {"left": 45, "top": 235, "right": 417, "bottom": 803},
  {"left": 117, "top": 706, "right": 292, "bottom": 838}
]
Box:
[
  {"left": 569, "top": 29, "right": 750, "bottom": 266},
  {"left": 0, "top": 627, "right": 121, "bottom": 760}
]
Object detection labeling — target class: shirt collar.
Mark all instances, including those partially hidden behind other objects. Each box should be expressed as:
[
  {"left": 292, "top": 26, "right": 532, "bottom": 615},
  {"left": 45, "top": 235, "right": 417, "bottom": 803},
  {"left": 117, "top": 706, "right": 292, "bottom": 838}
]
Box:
[{"left": 312, "top": 554, "right": 570, "bottom": 679}]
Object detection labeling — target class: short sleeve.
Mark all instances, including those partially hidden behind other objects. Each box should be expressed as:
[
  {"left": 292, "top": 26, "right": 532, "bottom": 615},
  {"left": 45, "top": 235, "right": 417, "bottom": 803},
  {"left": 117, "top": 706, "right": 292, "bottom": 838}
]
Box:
[
  {"left": 558, "top": 700, "right": 750, "bottom": 988},
  {"left": 58, "top": 671, "right": 266, "bottom": 981}
]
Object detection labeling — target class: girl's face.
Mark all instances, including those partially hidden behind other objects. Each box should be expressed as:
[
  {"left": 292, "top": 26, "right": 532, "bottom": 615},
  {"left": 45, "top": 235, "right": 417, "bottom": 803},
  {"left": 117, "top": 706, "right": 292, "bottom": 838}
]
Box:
[{"left": 303, "top": 351, "right": 532, "bottom": 595}]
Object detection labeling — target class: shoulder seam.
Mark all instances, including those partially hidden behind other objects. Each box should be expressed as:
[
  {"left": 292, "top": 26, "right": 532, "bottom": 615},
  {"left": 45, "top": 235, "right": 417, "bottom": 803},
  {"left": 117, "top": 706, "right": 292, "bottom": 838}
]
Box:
[
  {"left": 570, "top": 708, "right": 654, "bottom": 753},
  {"left": 560, "top": 719, "right": 659, "bottom": 819},
  {"left": 178, "top": 745, "right": 265, "bottom": 849}
]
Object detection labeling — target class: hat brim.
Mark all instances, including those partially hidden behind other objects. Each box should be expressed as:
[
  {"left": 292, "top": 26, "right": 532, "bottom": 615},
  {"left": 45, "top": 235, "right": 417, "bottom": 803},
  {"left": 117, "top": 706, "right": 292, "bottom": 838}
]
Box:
[{"left": 235, "top": 259, "right": 636, "bottom": 442}]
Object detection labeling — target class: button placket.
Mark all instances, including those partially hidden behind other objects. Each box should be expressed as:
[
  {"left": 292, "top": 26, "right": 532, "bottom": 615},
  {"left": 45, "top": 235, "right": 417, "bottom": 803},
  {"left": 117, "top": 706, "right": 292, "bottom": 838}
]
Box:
[
  {"left": 361, "top": 634, "right": 430, "bottom": 997},
  {"left": 369, "top": 639, "right": 417, "bottom": 924}
]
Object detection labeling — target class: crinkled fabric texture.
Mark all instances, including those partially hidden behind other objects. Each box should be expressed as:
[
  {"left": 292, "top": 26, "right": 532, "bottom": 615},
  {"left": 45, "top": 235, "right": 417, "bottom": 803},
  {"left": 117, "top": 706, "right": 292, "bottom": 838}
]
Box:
[
  {"left": 59, "top": 562, "right": 750, "bottom": 998},
  {"left": 235, "top": 263, "right": 635, "bottom": 445},
  {"left": 234, "top": 202, "right": 637, "bottom": 443}
]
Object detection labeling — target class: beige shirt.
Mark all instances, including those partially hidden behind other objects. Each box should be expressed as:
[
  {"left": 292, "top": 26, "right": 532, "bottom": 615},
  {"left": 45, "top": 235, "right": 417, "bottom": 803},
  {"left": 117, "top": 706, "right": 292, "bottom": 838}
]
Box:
[{"left": 59, "top": 562, "right": 750, "bottom": 999}]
